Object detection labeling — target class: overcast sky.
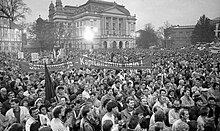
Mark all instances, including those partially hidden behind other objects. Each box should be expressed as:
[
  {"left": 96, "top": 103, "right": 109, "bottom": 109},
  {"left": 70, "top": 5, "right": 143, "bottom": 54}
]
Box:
[{"left": 23, "top": 0, "right": 220, "bottom": 30}]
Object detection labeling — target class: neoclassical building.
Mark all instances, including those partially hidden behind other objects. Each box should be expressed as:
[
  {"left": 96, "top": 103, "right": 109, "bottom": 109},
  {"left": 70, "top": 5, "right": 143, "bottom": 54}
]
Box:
[{"left": 48, "top": 0, "right": 136, "bottom": 50}]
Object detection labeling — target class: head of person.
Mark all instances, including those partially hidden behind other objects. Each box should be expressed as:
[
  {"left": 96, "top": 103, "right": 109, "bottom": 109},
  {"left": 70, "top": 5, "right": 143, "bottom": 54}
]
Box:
[
  {"left": 179, "top": 109, "right": 189, "bottom": 122},
  {"left": 194, "top": 97, "right": 203, "bottom": 107},
  {"left": 81, "top": 104, "right": 92, "bottom": 118},
  {"left": 34, "top": 98, "right": 43, "bottom": 108},
  {"left": 52, "top": 106, "right": 64, "bottom": 119},
  {"left": 173, "top": 99, "right": 182, "bottom": 111},
  {"left": 64, "top": 107, "right": 73, "bottom": 119},
  {"left": 208, "top": 97, "right": 216, "bottom": 107},
  {"left": 39, "top": 105, "right": 47, "bottom": 115},
  {"left": 140, "top": 96, "right": 148, "bottom": 107},
  {"left": 17, "top": 88, "right": 24, "bottom": 97},
  {"left": 8, "top": 91, "right": 15, "bottom": 100},
  {"left": 8, "top": 123, "right": 23, "bottom": 131},
  {"left": 90, "top": 92, "right": 96, "bottom": 101},
  {"left": 57, "top": 86, "right": 65, "bottom": 94},
  {"left": 39, "top": 90, "right": 46, "bottom": 100},
  {"left": 199, "top": 107, "right": 209, "bottom": 117},
  {"left": 184, "top": 89, "right": 191, "bottom": 97},
  {"left": 159, "top": 89, "right": 167, "bottom": 97},
  {"left": 176, "top": 121, "right": 189, "bottom": 131},
  {"left": 154, "top": 110, "right": 165, "bottom": 122},
  {"left": 102, "top": 98, "right": 111, "bottom": 109},
  {"left": 0, "top": 88, "right": 7, "bottom": 96},
  {"left": 158, "top": 95, "right": 166, "bottom": 104},
  {"left": 126, "top": 97, "right": 135, "bottom": 109},
  {"left": 29, "top": 107, "right": 39, "bottom": 120},
  {"left": 143, "top": 87, "right": 150, "bottom": 96},
  {"left": 106, "top": 88, "right": 113, "bottom": 96},
  {"left": 106, "top": 101, "right": 118, "bottom": 114},
  {"left": 10, "top": 98, "right": 20, "bottom": 109},
  {"left": 127, "top": 115, "right": 139, "bottom": 131},
  {"left": 102, "top": 120, "right": 113, "bottom": 131}
]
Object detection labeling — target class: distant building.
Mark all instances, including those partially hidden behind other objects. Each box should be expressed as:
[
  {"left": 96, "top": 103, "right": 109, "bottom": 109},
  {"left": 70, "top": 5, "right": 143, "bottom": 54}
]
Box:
[
  {"left": 48, "top": 0, "right": 137, "bottom": 50},
  {"left": 0, "top": 15, "right": 22, "bottom": 53},
  {"left": 164, "top": 25, "right": 195, "bottom": 49},
  {"left": 210, "top": 17, "right": 220, "bottom": 40}
]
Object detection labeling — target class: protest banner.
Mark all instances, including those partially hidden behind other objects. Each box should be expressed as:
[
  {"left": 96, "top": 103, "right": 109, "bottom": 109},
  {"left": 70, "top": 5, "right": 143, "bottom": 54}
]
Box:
[
  {"left": 31, "top": 53, "right": 39, "bottom": 61},
  {"left": 16, "top": 55, "right": 154, "bottom": 72},
  {"left": 18, "top": 52, "right": 24, "bottom": 59}
]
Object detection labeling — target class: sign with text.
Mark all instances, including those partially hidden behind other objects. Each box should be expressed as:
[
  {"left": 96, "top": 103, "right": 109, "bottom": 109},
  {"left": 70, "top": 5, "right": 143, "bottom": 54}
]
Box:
[{"left": 16, "top": 56, "right": 153, "bottom": 72}]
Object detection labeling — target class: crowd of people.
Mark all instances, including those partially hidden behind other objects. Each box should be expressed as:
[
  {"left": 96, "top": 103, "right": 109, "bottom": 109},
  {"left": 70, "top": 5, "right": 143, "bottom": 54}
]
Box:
[{"left": 0, "top": 46, "right": 220, "bottom": 131}]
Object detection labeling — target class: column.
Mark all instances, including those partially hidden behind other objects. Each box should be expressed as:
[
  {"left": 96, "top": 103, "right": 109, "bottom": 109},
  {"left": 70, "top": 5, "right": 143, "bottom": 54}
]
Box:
[
  {"left": 117, "top": 18, "right": 119, "bottom": 36},
  {"left": 110, "top": 17, "right": 113, "bottom": 35}
]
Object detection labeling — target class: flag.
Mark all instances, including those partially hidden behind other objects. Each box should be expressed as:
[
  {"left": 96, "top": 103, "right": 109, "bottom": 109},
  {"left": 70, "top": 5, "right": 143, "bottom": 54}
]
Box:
[{"left": 44, "top": 63, "right": 55, "bottom": 101}]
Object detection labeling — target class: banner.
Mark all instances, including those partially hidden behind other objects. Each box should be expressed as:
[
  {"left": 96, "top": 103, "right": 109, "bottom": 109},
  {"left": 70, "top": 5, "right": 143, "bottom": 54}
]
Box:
[
  {"left": 18, "top": 52, "right": 24, "bottom": 59},
  {"left": 16, "top": 56, "right": 153, "bottom": 72},
  {"left": 31, "top": 53, "right": 39, "bottom": 61}
]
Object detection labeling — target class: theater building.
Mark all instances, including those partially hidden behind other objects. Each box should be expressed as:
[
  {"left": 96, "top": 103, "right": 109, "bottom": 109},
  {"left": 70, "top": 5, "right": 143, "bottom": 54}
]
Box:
[{"left": 48, "top": 0, "right": 136, "bottom": 50}]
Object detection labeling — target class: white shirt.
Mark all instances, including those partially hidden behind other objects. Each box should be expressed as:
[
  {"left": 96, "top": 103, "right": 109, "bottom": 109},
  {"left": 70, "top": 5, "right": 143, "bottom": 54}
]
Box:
[{"left": 50, "top": 118, "right": 68, "bottom": 131}]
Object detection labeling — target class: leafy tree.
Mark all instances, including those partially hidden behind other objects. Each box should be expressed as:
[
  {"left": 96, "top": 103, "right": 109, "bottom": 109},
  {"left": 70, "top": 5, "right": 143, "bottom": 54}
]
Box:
[
  {"left": 191, "top": 15, "right": 215, "bottom": 45},
  {"left": 0, "top": 0, "right": 31, "bottom": 22},
  {"left": 136, "top": 23, "right": 158, "bottom": 48},
  {"left": 29, "top": 18, "right": 57, "bottom": 51}
]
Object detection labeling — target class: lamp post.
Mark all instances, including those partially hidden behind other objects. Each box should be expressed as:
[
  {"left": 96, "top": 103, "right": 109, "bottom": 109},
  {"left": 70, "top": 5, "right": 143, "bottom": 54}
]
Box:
[{"left": 84, "top": 26, "right": 98, "bottom": 49}]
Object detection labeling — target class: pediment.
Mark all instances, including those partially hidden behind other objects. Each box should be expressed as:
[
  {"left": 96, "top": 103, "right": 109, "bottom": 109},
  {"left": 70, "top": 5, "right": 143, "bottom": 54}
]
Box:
[{"left": 103, "top": 7, "right": 125, "bottom": 15}]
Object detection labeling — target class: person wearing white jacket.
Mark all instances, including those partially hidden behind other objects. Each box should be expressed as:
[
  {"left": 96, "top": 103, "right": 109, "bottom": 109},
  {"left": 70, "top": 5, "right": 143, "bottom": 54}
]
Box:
[{"left": 5, "top": 98, "right": 30, "bottom": 125}]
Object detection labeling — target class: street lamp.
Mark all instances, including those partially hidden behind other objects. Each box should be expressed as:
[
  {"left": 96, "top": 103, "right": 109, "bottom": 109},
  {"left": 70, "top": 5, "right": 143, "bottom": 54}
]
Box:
[{"left": 84, "top": 26, "right": 98, "bottom": 49}]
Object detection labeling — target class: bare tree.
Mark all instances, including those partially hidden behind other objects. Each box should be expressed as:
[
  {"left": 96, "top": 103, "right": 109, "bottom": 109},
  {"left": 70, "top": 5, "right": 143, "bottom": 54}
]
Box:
[{"left": 0, "top": 0, "right": 31, "bottom": 22}]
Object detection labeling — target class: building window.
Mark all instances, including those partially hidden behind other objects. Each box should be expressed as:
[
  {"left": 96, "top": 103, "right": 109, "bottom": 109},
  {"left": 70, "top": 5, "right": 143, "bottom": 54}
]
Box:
[{"left": 106, "top": 22, "right": 109, "bottom": 30}]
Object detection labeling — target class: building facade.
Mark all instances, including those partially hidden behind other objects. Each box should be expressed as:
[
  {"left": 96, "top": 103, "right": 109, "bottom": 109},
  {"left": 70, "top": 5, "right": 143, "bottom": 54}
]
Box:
[
  {"left": 49, "top": 0, "right": 136, "bottom": 50},
  {"left": 164, "top": 25, "right": 195, "bottom": 49},
  {"left": 0, "top": 16, "right": 22, "bottom": 53},
  {"left": 210, "top": 17, "right": 220, "bottom": 40}
]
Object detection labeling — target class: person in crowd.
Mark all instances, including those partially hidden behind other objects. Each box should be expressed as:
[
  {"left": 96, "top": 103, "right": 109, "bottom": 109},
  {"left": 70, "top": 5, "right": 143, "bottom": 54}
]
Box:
[
  {"left": 180, "top": 89, "right": 194, "bottom": 109},
  {"left": 149, "top": 110, "right": 171, "bottom": 131},
  {"left": 80, "top": 104, "right": 95, "bottom": 131},
  {"left": 39, "top": 105, "right": 51, "bottom": 124},
  {"left": 199, "top": 88, "right": 210, "bottom": 106},
  {"left": 90, "top": 92, "right": 101, "bottom": 108},
  {"left": 121, "top": 97, "right": 135, "bottom": 124},
  {"left": 168, "top": 99, "right": 181, "bottom": 126},
  {"left": 172, "top": 109, "right": 190, "bottom": 131},
  {"left": 2, "top": 91, "right": 15, "bottom": 115},
  {"left": 0, "top": 88, "right": 8, "bottom": 103},
  {"left": 16, "top": 88, "right": 25, "bottom": 102},
  {"left": 101, "top": 101, "right": 118, "bottom": 129},
  {"left": 7, "top": 123, "right": 23, "bottom": 131},
  {"left": 126, "top": 115, "right": 141, "bottom": 131},
  {"left": 0, "top": 102, "right": 10, "bottom": 131},
  {"left": 102, "top": 120, "right": 113, "bottom": 131},
  {"left": 5, "top": 98, "right": 30, "bottom": 125},
  {"left": 135, "top": 96, "right": 152, "bottom": 130},
  {"left": 101, "top": 88, "right": 115, "bottom": 107},
  {"left": 206, "top": 97, "right": 220, "bottom": 128},
  {"left": 50, "top": 106, "right": 69, "bottom": 131},
  {"left": 197, "top": 107, "right": 211, "bottom": 131},
  {"left": 25, "top": 107, "right": 46, "bottom": 131}
]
